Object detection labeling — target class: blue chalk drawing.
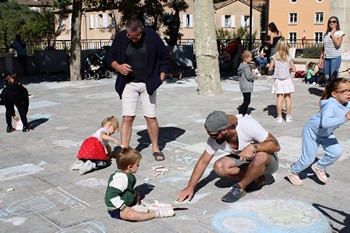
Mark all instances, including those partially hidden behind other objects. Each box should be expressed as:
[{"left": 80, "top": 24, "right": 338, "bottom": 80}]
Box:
[
  {"left": 212, "top": 198, "right": 330, "bottom": 233},
  {"left": 29, "top": 113, "right": 51, "bottom": 119},
  {"left": 29, "top": 101, "right": 60, "bottom": 110},
  {"left": 0, "top": 164, "right": 44, "bottom": 180}
]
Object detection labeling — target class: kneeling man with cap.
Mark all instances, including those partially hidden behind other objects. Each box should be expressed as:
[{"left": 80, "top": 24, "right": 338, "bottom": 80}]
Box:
[{"left": 176, "top": 111, "right": 280, "bottom": 203}]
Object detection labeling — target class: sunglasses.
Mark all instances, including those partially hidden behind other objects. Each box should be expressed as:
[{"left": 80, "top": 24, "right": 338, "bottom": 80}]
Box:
[
  {"left": 329, "top": 20, "right": 337, "bottom": 24},
  {"left": 127, "top": 31, "right": 143, "bottom": 40},
  {"left": 207, "top": 130, "right": 221, "bottom": 138},
  {"left": 334, "top": 89, "right": 350, "bottom": 94}
]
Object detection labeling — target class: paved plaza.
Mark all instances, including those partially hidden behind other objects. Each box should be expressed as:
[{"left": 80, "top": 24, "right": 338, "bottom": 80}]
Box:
[{"left": 0, "top": 72, "right": 349, "bottom": 233}]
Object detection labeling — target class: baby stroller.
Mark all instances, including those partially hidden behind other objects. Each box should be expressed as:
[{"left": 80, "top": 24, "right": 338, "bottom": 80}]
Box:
[{"left": 82, "top": 47, "right": 113, "bottom": 80}]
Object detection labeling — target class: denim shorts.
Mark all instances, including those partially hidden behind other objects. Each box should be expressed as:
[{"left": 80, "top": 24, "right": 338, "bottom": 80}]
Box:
[
  {"left": 228, "top": 152, "right": 279, "bottom": 175},
  {"left": 122, "top": 82, "right": 157, "bottom": 117}
]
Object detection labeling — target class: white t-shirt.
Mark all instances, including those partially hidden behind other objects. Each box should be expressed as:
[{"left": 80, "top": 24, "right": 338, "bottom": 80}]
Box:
[
  {"left": 205, "top": 116, "right": 269, "bottom": 155},
  {"left": 324, "top": 30, "right": 345, "bottom": 58},
  {"left": 92, "top": 127, "right": 110, "bottom": 146}
]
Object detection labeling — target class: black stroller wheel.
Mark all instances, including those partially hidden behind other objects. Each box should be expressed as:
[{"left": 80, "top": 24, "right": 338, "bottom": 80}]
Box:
[
  {"left": 105, "top": 70, "right": 113, "bottom": 79},
  {"left": 84, "top": 73, "right": 92, "bottom": 80},
  {"left": 94, "top": 72, "right": 100, "bottom": 80}
]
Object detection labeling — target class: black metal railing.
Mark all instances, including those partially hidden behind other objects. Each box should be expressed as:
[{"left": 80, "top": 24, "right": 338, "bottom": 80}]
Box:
[{"left": 5, "top": 38, "right": 323, "bottom": 58}]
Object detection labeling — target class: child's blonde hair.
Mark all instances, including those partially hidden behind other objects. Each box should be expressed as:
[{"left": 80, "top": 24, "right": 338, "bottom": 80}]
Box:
[
  {"left": 274, "top": 38, "right": 289, "bottom": 62},
  {"left": 116, "top": 147, "right": 142, "bottom": 170},
  {"left": 101, "top": 116, "right": 119, "bottom": 131},
  {"left": 240, "top": 50, "right": 253, "bottom": 61}
]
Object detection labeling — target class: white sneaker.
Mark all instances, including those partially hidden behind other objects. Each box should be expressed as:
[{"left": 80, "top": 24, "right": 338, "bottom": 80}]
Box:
[
  {"left": 79, "top": 160, "right": 95, "bottom": 175},
  {"left": 70, "top": 160, "right": 84, "bottom": 171},
  {"left": 274, "top": 117, "right": 283, "bottom": 123},
  {"left": 286, "top": 115, "right": 294, "bottom": 123},
  {"left": 156, "top": 208, "right": 175, "bottom": 218}
]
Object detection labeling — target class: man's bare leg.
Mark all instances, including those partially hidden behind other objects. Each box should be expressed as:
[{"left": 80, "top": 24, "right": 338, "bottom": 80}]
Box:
[
  {"left": 237, "top": 152, "right": 271, "bottom": 189},
  {"left": 121, "top": 115, "right": 135, "bottom": 148},
  {"left": 145, "top": 117, "right": 162, "bottom": 158}
]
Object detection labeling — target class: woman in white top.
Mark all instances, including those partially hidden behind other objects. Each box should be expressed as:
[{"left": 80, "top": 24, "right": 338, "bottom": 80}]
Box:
[{"left": 320, "top": 16, "right": 345, "bottom": 83}]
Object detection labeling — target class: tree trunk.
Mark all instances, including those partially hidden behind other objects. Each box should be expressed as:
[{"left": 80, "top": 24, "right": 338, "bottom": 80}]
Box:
[
  {"left": 69, "top": 0, "right": 83, "bottom": 81},
  {"left": 194, "top": 0, "right": 222, "bottom": 95}
]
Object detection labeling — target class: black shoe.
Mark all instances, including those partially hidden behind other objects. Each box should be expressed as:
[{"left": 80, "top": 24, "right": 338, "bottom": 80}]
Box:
[
  {"left": 95, "top": 160, "right": 110, "bottom": 169},
  {"left": 221, "top": 183, "right": 246, "bottom": 203},
  {"left": 6, "top": 126, "right": 15, "bottom": 133},
  {"left": 22, "top": 125, "right": 34, "bottom": 132}
]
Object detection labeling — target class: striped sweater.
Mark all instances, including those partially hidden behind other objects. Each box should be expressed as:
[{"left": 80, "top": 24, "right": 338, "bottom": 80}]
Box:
[{"left": 105, "top": 170, "right": 136, "bottom": 211}]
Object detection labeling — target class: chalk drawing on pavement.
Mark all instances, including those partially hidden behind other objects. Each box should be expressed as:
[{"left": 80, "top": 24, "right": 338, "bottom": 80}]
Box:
[
  {"left": 0, "top": 196, "right": 55, "bottom": 219},
  {"left": 212, "top": 199, "right": 330, "bottom": 233},
  {"left": 45, "top": 187, "right": 92, "bottom": 209},
  {"left": 59, "top": 220, "right": 106, "bottom": 233},
  {"left": 0, "top": 164, "right": 44, "bottom": 181},
  {"left": 0, "top": 217, "right": 27, "bottom": 226},
  {"left": 84, "top": 92, "right": 117, "bottom": 99},
  {"left": 52, "top": 139, "right": 81, "bottom": 148},
  {"left": 29, "top": 101, "right": 60, "bottom": 110},
  {"left": 75, "top": 178, "right": 107, "bottom": 189},
  {"left": 29, "top": 113, "right": 51, "bottom": 119}
]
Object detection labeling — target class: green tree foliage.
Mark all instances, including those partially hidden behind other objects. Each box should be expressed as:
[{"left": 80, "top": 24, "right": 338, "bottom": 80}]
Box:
[
  {"left": 0, "top": 1, "right": 34, "bottom": 51},
  {"left": 161, "top": 0, "right": 188, "bottom": 46}
]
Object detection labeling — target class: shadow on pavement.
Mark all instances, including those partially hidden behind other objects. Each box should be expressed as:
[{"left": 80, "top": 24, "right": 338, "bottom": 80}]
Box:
[
  {"left": 263, "top": 104, "right": 277, "bottom": 118},
  {"left": 313, "top": 203, "right": 350, "bottom": 233},
  {"left": 308, "top": 87, "right": 324, "bottom": 97},
  {"left": 134, "top": 183, "right": 155, "bottom": 201},
  {"left": 135, "top": 126, "right": 185, "bottom": 152},
  {"left": 29, "top": 118, "right": 49, "bottom": 128}
]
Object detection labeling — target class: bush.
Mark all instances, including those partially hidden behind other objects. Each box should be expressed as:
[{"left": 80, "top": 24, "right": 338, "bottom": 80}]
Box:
[{"left": 302, "top": 46, "right": 322, "bottom": 58}]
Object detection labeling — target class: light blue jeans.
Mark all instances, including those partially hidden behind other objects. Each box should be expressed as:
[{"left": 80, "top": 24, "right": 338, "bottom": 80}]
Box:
[
  {"left": 323, "top": 56, "right": 342, "bottom": 82},
  {"left": 290, "top": 123, "right": 342, "bottom": 174}
]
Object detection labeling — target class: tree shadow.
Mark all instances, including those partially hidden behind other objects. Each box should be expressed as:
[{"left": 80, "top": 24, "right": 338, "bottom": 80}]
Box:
[
  {"left": 312, "top": 203, "right": 350, "bottom": 233},
  {"left": 28, "top": 118, "right": 49, "bottom": 128},
  {"left": 134, "top": 183, "right": 155, "bottom": 201},
  {"left": 135, "top": 126, "right": 185, "bottom": 152},
  {"left": 308, "top": 87, "right": 324, "bottom": 97}
]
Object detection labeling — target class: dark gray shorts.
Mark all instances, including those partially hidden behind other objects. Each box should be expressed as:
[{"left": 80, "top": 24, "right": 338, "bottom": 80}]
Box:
[{"left": 227, "top": 153, "right": 279, "bottom": 175}]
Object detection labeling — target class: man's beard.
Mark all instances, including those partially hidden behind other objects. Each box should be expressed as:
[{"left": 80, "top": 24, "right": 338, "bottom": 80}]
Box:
[{"left": 215, "top": 138, "right": 226, "bottom": 144}]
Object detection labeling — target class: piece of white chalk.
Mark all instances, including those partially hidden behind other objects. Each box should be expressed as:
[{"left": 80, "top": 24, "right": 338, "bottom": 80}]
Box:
[
  {"left": 6, "top": 188, "right": 14, "bottom": 192},
  {"left": 177, "top": 167, "right": 186, "bottom": 171}
]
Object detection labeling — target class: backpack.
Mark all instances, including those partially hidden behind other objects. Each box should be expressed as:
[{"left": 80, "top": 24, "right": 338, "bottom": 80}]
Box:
[{"left": 294, "top": 70, "right": 306, "bottom": 78}]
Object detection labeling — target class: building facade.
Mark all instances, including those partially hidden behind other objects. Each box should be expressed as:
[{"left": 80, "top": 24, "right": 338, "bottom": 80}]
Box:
[{"left": 268, "top": 0, "right": 330, "bottom": 43}]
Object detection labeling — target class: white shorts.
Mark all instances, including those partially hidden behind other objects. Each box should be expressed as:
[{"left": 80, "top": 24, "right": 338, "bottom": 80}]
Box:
[{"left": 122, "top": 82, "right": 157, "bottom": 117}]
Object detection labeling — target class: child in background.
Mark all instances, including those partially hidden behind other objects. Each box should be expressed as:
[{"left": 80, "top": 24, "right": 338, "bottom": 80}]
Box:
[
  {"left": 255, "top": 42, "right": 270, "bottom": 73},
  {"left": 70, "top": 116, "right": 120, "bottom": 175},
  {"left": 286, "top": 78, "right": 350, "bottom": 186},
  {"left": 269, "top": 38, "right": 296, "bottom": 123},
  {"left": 1, "top": 72, "right": 33, "bottom": 132},
  {"left": 237, "top": 50, "right": 259, "bottom": 116},
  {"left": 306, "top": 62, "right": 319, "bottom": 85},
  {"left": 105, "top": 147, "right": 175, "bottom": 221}
]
